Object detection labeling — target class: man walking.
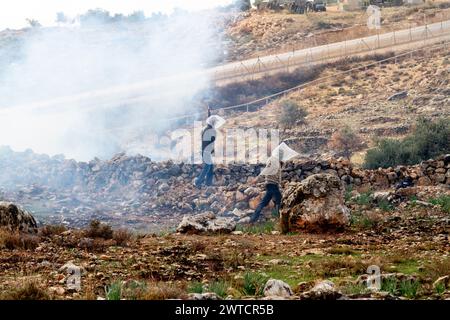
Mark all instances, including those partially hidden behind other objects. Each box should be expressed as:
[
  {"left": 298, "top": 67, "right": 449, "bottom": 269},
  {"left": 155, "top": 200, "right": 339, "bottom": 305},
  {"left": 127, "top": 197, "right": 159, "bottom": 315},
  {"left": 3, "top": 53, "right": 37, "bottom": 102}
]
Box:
[
  {"left": 195, "top": 115, "right": 224, "bottom": 188},
  {"left": 249, "top": 155, "right": 282, "bottom": 223},
  {"left": 249, "top": 142, "right": 299, "bottom": 224}
]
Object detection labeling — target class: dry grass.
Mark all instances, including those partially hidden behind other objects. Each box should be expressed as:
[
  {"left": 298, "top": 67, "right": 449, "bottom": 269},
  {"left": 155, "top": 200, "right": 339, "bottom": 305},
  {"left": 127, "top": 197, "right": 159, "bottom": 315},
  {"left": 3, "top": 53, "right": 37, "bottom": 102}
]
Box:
[
  {"left": 112, "top": 228, "right": 133, "bottom": 246},
  {"left": 0, "top": 282, "right": 50, "bottom": 300},
  {"left": 39, "top": 225, "right": 67, "bottom": 237},
  {"left": 0, "top": 228, "right": 40, "bottom": 250},
  {"left": 140, "top": 282, "right": 185, "bottom": 300}
]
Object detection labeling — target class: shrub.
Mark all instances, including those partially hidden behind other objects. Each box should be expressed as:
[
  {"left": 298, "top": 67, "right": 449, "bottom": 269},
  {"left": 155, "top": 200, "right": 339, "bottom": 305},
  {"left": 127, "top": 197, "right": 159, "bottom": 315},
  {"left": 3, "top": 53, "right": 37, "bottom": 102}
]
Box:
[
  {"left": 86, "top": 220, "right": 113, "bottom": 240},
  {"left": 328, "top": 126, "right": 364, "bottom": 159},
  {"left": 113, "top": 228, "right": 132, "bottom": 246},
  {"left": 364, "top": 118, "right": 450, "bottom": 169},
  {"left": 39, "top": 225, "right": 67, "bottom": 237},
  {"left": 278, "top": 100, "right": 308, "bottom": 128}
]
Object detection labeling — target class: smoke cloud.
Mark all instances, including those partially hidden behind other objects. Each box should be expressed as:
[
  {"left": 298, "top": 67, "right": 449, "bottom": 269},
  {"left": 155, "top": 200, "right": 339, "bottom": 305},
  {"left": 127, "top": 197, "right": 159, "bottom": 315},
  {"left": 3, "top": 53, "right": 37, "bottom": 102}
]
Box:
[{"left": 0, "top": 8, "right": 229, "bottom": 161}]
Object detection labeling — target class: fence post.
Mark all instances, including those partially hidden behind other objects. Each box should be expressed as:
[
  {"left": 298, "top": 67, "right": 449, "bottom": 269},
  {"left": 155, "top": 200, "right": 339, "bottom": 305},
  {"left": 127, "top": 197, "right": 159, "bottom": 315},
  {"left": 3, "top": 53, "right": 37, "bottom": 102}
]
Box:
[
  {"left": 409, "top": 23, "right": 412, "bottom": 42},
  {"left": 377, "top": 31, "right": 380, "bottom": 49}
]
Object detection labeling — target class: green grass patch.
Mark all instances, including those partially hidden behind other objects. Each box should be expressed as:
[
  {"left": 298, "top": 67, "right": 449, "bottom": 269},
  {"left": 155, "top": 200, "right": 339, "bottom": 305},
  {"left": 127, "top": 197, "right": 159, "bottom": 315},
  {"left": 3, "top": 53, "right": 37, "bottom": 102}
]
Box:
[
  {"left": 354, "top": 191, "right": 373, "bottom": 206},
  {"left": 208, "top": 280, "right": 228, "bottom": 298},
  {"left": 241, "top": 272, "right": 269, "bottom": 296},
  {"left": 236, "top": 220, "right": 276, "bottom": 234},
  {"left": 381, "top": 278, "right": 421, "bottom": 299},
  {"left": 340, "top": 283, "right": 371, "bottom": 296},
  {"left": 187, "top": 281, "right": 204, "bottom": 294},
  {"left": 429, "top": 195, "right": 450, "bottom": 214},
  {"left": 350, "top": 211, "right": 377, "bottom": 229},
  {"left": 105, "top": 281, "right": 122, "bottom": 300},
  {"left": 389, "top": 259, "right": 420, "bottom": 275}
]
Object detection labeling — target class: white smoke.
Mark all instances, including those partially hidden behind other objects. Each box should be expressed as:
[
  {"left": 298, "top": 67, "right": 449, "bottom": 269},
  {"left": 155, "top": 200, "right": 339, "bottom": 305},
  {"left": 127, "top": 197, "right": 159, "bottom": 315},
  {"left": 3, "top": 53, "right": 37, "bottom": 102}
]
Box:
[{"left": 0, "top": 8, "right": 230, "bottom": 161}]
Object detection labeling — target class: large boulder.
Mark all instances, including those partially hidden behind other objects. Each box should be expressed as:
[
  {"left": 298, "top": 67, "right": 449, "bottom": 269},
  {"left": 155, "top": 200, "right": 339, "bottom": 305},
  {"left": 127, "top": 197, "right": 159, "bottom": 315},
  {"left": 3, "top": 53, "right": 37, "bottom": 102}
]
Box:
[
  {"left": 263, "top": 279, "right": 294, "bottom": 298},
  {"left": 280, "top": 174, "right": 350, "bottom": 233},
  {"left": 176, "top": 212, "right": 236, "bottom": 234},
  {"left": 0, "top": 202, "right": 38, "bottom": 233}
]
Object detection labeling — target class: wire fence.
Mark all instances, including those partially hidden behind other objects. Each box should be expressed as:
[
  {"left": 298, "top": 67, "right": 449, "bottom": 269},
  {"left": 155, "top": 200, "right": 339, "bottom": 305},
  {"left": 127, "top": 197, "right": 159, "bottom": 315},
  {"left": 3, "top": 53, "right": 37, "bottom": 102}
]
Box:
[
  {"left": 163, "top": 38, "right": 449, "bottom": 125},
  {"left": 210, "top": 17, "right": 450, "bottom": 83}
]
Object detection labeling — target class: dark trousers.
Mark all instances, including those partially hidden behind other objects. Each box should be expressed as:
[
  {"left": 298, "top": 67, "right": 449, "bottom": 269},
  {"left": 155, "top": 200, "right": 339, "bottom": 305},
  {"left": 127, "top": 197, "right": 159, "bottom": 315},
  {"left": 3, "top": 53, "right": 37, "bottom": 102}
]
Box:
[
  {"left": 254, "top": 183, "right": 282, "bottom": 219},
  {"left": 196, "top": 164, "right": 214, "bottom": 187}
]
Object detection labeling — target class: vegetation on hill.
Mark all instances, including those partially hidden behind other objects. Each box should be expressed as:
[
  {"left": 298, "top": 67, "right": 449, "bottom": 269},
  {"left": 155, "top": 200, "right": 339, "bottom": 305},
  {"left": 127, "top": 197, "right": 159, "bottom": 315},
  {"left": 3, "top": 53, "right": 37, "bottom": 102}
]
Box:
[{"left": 364, "top": 117, "right": 450, "bottom": 169}]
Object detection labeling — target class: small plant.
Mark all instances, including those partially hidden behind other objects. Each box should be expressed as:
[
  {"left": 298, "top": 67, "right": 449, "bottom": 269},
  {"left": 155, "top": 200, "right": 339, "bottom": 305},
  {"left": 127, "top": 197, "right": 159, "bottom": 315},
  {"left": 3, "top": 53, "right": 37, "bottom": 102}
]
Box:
[
  {"left": 113, "top": 228, "right": 132, "bottom": 246},
  {"left": 105, "top": 281, "right": 122, "bottom": 300},
  {"left": 241, "top": 272, "right": 268, "bottom": 296},
  {"left": 278, "top": 99, "right": 308, "bottom": 129},
  {"left": 328, "top": 126, "right": 364, "bottom": 159},
  {"left": 86, "top": 220, "right": 113, "bottom": 239},
  {"left": 398, "top": 280, "right": 420, "bottom": 299},
  {"left": 350, "top": 213, "right": 377, "bottom": 229},
  {"left": 378, "top": 199, "right": 394, "bottom": 212},
  {"left": 341, "top": 283, "right": 370, "bottom": 296},
  {"left": 381, "top": 278, "right": 398, "bottom": 295},
  {"left": 429, "top": 195, "right": 450, "bottom": 214},
  {"left": 434, "top": 282, "right": 446, "bottom": 296},
  {"left": 344, "top": 186, "right": 353, "bottom": 203},
  {"left": 188, "top": 281, "right": 204, "bottom": 294},
  {"left": 122, "top": 280, "right": 147, "bottom": 300},
  {"left": 354, "top": 191, "right": 373, "bottom": 206},
  {"left": 208, "top": 280, "right": 228, "bottom": 298}
]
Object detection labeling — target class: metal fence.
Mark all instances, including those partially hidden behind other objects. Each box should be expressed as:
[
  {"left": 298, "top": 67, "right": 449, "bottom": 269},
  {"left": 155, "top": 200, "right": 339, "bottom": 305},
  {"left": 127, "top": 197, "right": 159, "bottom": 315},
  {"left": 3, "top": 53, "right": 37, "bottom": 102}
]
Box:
[
  {"left": 164, "top": 39, "right": 449, "bottom": 124},
  {"left": 210, "top": 18, "right": 450, "bottom": 83}
]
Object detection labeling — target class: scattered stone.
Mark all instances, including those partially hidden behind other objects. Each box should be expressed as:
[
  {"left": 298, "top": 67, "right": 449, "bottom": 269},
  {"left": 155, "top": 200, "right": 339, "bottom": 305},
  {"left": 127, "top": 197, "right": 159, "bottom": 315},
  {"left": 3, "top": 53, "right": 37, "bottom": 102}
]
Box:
[
  {"left": 176, "top": 212, "right": 236, "bottom": 234},
  {"left": 188, "top": 292, "right": 221, "bottom": 300},
  {"left": 263, "top": 279, "right": 293, "bottom": 298},
  {"left": 300, "top": 280, "right": 342, "bottom": 300}
]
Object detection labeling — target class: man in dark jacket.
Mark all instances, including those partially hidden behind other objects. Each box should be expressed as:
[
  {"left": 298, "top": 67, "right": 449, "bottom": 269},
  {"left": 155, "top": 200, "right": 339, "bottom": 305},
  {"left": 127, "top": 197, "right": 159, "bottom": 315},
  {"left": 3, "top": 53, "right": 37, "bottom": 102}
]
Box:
[
  {"left": 195, "top": 116, "right": 223, "bottom": 188},
  {"left": 249, "top": 156, "right": 282, "bottom": 223}
]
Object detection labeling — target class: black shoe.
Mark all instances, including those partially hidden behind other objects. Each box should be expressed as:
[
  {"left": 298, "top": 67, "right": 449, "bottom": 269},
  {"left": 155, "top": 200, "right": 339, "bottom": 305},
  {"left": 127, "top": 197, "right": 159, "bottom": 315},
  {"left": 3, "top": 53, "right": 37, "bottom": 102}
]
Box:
[
  {"left": 193, "top": 179, "right": 202, "bottom": 189},
  {"left": 249, "top": 212, "right": 260, "bottom": 224}
]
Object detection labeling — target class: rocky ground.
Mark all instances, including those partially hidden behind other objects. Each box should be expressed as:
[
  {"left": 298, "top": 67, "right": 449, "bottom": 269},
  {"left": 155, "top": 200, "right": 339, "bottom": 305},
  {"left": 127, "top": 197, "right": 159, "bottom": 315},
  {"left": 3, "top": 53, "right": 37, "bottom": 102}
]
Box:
[{"left": 0, "top": 192, "right": 448, "bottom": 300}]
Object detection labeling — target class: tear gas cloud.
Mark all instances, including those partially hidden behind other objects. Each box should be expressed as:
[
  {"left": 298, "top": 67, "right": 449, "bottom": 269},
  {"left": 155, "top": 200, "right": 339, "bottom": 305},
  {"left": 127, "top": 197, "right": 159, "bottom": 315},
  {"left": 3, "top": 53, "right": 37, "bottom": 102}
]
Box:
[{"left": 0, "top": 5, "right": 233, "bottom": 161}]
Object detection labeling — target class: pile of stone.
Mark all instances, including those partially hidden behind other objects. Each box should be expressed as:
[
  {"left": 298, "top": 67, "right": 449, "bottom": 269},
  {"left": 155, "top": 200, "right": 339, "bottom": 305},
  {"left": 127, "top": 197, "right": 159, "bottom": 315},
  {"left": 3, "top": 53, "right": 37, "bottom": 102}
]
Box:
[{"left": 0, "top": 146, "right": 448, "bottom": 230}]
